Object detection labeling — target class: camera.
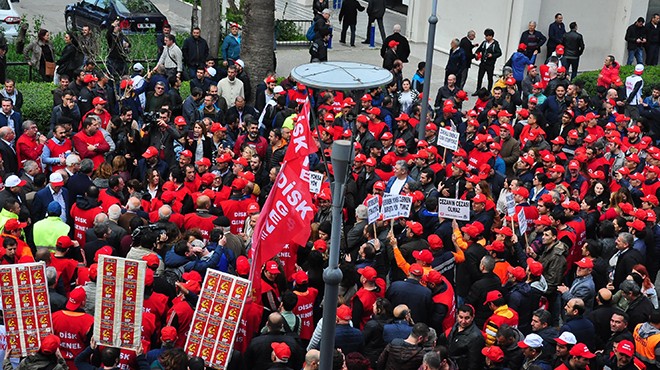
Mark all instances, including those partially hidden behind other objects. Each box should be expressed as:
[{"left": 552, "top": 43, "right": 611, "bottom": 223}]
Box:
[
  {"left": 142, "top": 111, "right": 160, "bottom": 131},
  {"left": 131, "top": 224, "right": 167, "bottom": 244}
]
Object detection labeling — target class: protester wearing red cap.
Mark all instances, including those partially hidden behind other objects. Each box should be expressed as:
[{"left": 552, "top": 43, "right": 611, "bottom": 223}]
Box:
[
  {"left": 483, "top": 289, "right": 519, "bottom": 346},
  {"left": 353, "top": 265, "right": 386, "bottom": 329},
  {"left": 52, "top": 286, "right": 94, "bottom": 368},
  {"left": 14, "top": 334, "right": 66, "bottom": 369}
]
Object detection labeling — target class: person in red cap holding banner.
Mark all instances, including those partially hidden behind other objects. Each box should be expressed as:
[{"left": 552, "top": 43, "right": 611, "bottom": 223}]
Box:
[
  {"left": 52, "top": 286, "right": 94, "bottom": 370},
  {"left": 7, "top": 334, "right": 67, "bottom": 369}
]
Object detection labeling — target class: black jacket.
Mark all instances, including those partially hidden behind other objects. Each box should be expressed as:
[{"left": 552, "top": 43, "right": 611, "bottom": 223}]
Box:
[
  {"left": 338, "top": 0, "right": 364, "bottom": 25},
  {"left": 613, "top": 248, "right": 644, "bottom": 290},
  {"left": 561, "top": 30, "right": 585, "bottom": 58},
  {"left": 475, "top": 39, "right": 502, "bottom": 66},
  {"left": 182, "top": 36, "right": 209, "bottom": 68},
  {"left": 244, "top": 332, "right": 305, "bottom": 370},
  {"left": 459, "top": 36, "right": 476, "bottom": 69},
  {"left": 443, "top": 323, "right": 485, "bottom": 370},
  {"left": 625, "top": 23, "right": 647, "bottom": 50},
  {"left": 0, "top": 139, "right": 17, "bottom": 175},
  {"left": 377, "top": 338, "right": 429, "bottom": 370},
  {"left": 455, "top": 242, "right": 487, "bottom": 297},
  {"left": 465, "top": 272, "right": 502, "bottom": 329},
  {"left": 56, "top": 43, "right": 84, "bottom": 77},
  {"left": 381, "top": 33, "right": 410, "bottom": 63}
]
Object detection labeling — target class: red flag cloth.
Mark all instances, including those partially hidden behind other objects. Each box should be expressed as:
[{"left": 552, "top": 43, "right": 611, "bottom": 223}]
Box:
[{"left": 249, "top": 100, "right": 318, "bottom": 294}]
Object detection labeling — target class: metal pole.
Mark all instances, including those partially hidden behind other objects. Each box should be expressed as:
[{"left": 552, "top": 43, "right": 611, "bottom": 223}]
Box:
[
  {"left": 418, "top": 0, "right": 438, "bottom": 140},
  {"left": 319, "top": 140, "right": 352, "bottom": 370}
]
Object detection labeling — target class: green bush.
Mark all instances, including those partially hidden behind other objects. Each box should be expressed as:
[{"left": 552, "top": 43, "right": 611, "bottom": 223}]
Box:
[
  {"left": 573, "top": 65, "right": 660, "bottom": 97},
  {"left": 275, "top": 20, "right": 307, "bottom": 42},
  {"left": 18, "top": 82, "right": 57, "bottom": 131},
  {"left": 18, "top": 80, "right": 192, "bottom": 133}
]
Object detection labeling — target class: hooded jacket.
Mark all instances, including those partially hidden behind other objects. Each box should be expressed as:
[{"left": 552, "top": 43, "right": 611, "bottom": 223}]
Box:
[{"left": 538, "top": 240, "right": 567, "bottom": 291}]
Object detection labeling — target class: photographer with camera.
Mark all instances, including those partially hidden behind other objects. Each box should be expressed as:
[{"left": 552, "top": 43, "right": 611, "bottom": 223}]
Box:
[
  {"left": 127, "top": 223, "right": 168, "bottom": 275},
  {"left": 141, "top": 108, "right": 181, "bottom": 167}
]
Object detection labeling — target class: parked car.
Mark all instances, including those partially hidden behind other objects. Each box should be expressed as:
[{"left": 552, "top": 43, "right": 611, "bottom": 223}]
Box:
[
  {"left": 65, "top": 0, "right": 168, "bottom": 34},
  {"left": 0, "top": 0, "right": 21, "bottom": 42}
]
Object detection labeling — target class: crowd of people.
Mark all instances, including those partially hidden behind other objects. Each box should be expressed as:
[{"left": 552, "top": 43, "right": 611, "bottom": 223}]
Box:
[{"left": 6, "top": 2, "right": 660, "bottom": 370}]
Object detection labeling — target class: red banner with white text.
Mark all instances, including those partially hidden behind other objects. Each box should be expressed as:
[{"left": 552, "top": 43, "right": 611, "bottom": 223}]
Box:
[{"left": 249, "top": 99, "right": 318, "bottom": 286}]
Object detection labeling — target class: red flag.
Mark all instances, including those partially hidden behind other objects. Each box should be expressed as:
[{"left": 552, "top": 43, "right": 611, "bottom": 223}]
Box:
[{"left": 249, "top": 100, "right": 318, "bottom": 294}]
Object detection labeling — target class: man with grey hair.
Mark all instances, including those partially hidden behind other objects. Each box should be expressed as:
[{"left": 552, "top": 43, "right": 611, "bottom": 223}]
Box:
[
  {"left": 118, "top": 196, "right": 147, "bottom": 230},
  {"left": 381, "top": 24, "right": 409, "bottom": 63},
  {"left": 422, "top": 351, "right": 442, "bottom": 370},
  {"left": 613, "top": 231, "right": 643, "bottom": 290},
  {"left": 20, "top": 160, "right": 39, "bottom": 193},
  {"left": 386, "top": 160, "right": 413, "bottom": 195},
  {"left": 64, "top": 153, "right": 81, "bottom": 178},
  {"left": 46, "top": 265, "right": 67, "bottom": 312},
  {"left": 519, "top": 21, "right": 546, "bottom": 58},
  {"left": 66, "top": 158, "right": 94, "bottom": 206},
  {"left": 445, "top": 38, "right": 466, "bottom": 86},
  {"left": 0, "top": 126, "right": 17, "bottom": 175},
  {"left": 158, "top": 204, "right": 172, "bottom": 221},
  {"left": 106, "top": 204, "right": 127, "bottom": 249},
  {"left": 459, "top": 30, "right": 478, "bottom": 89}
]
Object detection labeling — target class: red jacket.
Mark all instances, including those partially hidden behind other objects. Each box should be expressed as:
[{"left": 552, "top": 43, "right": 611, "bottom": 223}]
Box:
[
  {"left": 166, "top": 297, "right": 195, "bottom": 348},
  {"left": 72, "top": 130, "right": 110, "bottom": 169},
  {"left": 219, "top": 198, "right": 250, "bottom": 234},
  {"left": 235, "top": 300, "right": 263, "bottom": 353},
  {"left": 16, "top": 133, "right": 44, "bottom": 170},
  {"left": 44, "top": 138, "right": 72, "bottom": 172},
  {"left": 81, "top": 109, "right": 112, "bottom": 130},
  {"left": 293, "top": 288, "right": 319, "bottom": 341},
  {"left": 233, "top": 135, "right": 268, "bottom": 159},
  {"left": 597, "top": 61, "right": 621, "bottom": 88},
  {"left": 97, "top": 189, "right": 121, "bottom": 213},
  {"left": 50, "top": 255, "right": 78, "bottom": 293}
]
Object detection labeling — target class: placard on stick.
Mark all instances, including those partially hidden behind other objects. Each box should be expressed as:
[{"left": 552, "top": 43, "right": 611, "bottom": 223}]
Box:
[
  {"left": 381, "top": 193, "right": 399, "bottom": 220},
  {"left": 506, "top": 193, "right": 516, "bottom": 217},
  {"left": 518, "top": 208, "right": 528, "bottom": 234},
  {"left": 437, "top": 128, "right": 460, "bottom": 151},
  {"left": 366, "top": 196, "right": 380, "bottom": 224},
  {"left": 437, "top": 197, "right": 470, "bottom": 221},
  {"left": 309, "top": 172, "right": 324, "bottom": 194},
  {"left": 398, "top": 195, "right": 413, "bottom": 218},
  {"left": 0, "top": 263, "right": 52, "bottom": 358}
]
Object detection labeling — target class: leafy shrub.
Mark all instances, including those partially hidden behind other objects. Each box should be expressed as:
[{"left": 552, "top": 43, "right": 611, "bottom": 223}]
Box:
[
  {"left": 18, "top": 82, "right": 57, "bottom": 131},
  {"left": 275, "top": 20, "right": 307, "bottom": 42},
  {"left": 18, "top": 80, "right": 192, "bottom": 133},
  {"left": 573, "top": 65, "right": 660, "bottom": 97}
]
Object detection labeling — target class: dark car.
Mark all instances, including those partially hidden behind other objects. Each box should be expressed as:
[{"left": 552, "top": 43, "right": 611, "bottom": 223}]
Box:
[{"left": 65, "top": 0, "right": 168, "bottom": 34}]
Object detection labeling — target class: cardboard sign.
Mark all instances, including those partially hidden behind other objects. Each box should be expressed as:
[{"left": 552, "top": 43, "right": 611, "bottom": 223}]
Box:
[
  {"left": 437, "top": 128, "right": 460, "bottom": 151},
  {"left": 94, "top": 256, "right": 146, "bottom": 350},
  {"left": 366, "top": 196, "right": 380, "bottom": 224},
  {"left": 398, "top": 195, "right": 413, "bottom": 218},
  {"left": 381, "top": 193, "right": 400, "bottom": 220},
  {"left": 185, "top": 269, "right": 250, "bottom": 370},
  {"left": 506, "top": 193, "right": 516, "bottom": 217},
  {"left": 518, "top": 208, "right": 528, "bottom": 234},
  {"left": 0, "top": 263, "right": 53, "bottom": 358},
  {"left": 437, "top": 197, "right": 470, "bottom": 221},
  {"left": 309, "top": 172, "right": 324, "bottom": 194}
]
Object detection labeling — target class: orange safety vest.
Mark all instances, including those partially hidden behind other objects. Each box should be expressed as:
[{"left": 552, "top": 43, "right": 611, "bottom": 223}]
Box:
[{"left": 634, "top": 323, "right": 660, "bottom": 365}]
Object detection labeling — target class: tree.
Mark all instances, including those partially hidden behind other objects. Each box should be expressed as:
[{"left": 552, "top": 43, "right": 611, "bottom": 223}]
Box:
[
  {"left": 241, "top": 0, "right": 275, "bottom": 104},
  {"left": 200, "top": 0, "right": 221, "bottom": 57}
]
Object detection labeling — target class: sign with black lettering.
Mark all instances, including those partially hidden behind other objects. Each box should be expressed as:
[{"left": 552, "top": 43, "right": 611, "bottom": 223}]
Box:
[
  {"left": 437, "top": 128, "right": 460, "bottom": 151},
  {"left": 309, "top": 172, "right": 324, "bottom": 194},
  {"left": 367, "top": 196, "right": 380, "bottom": 224},
  {"left": 398, "top": 195, "right": 413, "bottom": 218},
  {"left": 506, "top": 193, "right": 515, "bottom": 217},
  {"left": 437, "top": 197, "right": 470, "bottom": 221},
  {"left": 381, "top": 193, "right": 399, "bottom": 220}
]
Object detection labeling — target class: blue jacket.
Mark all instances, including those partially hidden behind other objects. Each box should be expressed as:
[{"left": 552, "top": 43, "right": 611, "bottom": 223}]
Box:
[
  {"left": 560, "top": 316, "right": 596, "bottom": 350},
  {"left": 207, "top": 242, "right": 236, "bottom": 273},
  {"left": 221, "top": 35, "right": 241, "bottom": 62},
  {"left": 385, "top": 175, "right": 414, "bottom": 194},
  {"left": 335, "top": 324, "right": 364, "bottom": 354},
  {"left": 561, "top": 275, "right": 595, "bottom": 312},
  {"left": 31, "top": 186, "right": 70, "bottom": 223},
  {"left": 0, "top": 110, "right": 22, "bottom": 138},
  {"left": 510, "top": 52, "right": 536, "bottom": 82},
  {"left": 382, "top": 320, "right": 412, "bottom": 343}
]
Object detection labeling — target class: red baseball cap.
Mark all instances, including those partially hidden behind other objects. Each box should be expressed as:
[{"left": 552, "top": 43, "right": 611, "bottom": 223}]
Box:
[
  {"left": 66, "top": 286, "right": 86, "bottom": 311},
  {"left": 508, "top": 266, "right": 527, "bottom": 282},
  {"left": 5, "top": 219, "right": 27, "bottom": 231},
  {"left": 485, "top": 240, "right": 506, "bottom": 253},
  {"left": 142, "top": 253, "right": 160, "bottom": 269},
  {"left": 409, "top": 263, "right": 424, "bottom": 276},
  {"left": 142, "top": 146, "right": 159, "bottom": 159},
  {"left": 575, "top": 257, "right": 594, "bottom": 269},
  {"left": 271, "top": 342, "right": 292, "bottom": 361},
  {"left": 39, "top": 334, "right": 61, "bottom": 355},
  {"left": 161, "top": 326, "right": 178, "bottom": 342},
  {"left": 569, "top": 343, "right": 595, "bottom": 359},
  {"left": 617, "top": 340, "right": 635, "bottom": 357},
  {"left": 526, "top": 258, "right": 544, "bottom": 276},
  {"left": 484, "top": 290, "right": 503, "bottom": 304},
  {"left": 493, "top": 226, "right": 513, "bottom": 237},
  {"left": 406, "top": 221, "right": 423, "bottom": 235},
  {"left": 293, "top": 270, "right": 309, "bottom": 285},
  {"left": 336, "top": 305, "right": 352, "bottom": 321},
  {"left": 428, "top": 234, "right": 443, "bottom": 249},
  {"left": 358, "top": 266, "right": 377, "bottom": 281},
  {"left": 236, "top": 255, "right": 250, "bottom": 275},
  {"left": 265, "top": 260, "right": 280, "bottom": 274},
  {"left": 412, "top": 249, "right": 434, "bottom": 264}
]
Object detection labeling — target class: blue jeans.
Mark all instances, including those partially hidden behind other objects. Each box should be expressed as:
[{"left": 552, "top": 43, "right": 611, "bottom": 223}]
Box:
[{"left": 627, "top": 47, "right": 644, "bottom": 65}]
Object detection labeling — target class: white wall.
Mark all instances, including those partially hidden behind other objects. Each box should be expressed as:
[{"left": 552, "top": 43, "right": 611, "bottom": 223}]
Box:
[{"left": 408, "top": 0, "right": 651, "bottom": 73}]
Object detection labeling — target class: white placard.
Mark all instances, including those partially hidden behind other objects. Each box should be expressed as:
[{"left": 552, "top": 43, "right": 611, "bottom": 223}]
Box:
[
  {"left": 518, "top": 208, "right": 527, "bottom": 234},
  {"left": 398, "top": 195, "right": 413, "bottom": 218},
  {"left": 381, "top": 193, "right": 400, "bottom": 220},
  {"left": 506, "top": 193, "right": 516, "bottom": 217},
  {"left": 437, "top": 197, "right": 470, "bottom": 221},
  {"left": 367, "top": 196, "right": 380, "bottom": 224},
  {"left": 309, "top": 172, "right": 324, "bottom": 194},
  {"left": 437, "top": 128, "right": 460, "bottom": 151}
]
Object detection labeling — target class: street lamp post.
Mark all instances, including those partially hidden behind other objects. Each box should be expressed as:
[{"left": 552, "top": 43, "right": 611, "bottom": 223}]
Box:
[
  {"left": 418, "top": 0, "right": 439, "bottom": 140},
  {"left": 290, "top": 62, "right": 392, "bottom": 370}
]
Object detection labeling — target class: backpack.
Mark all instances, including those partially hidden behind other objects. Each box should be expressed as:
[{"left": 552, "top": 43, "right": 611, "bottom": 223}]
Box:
[
  {"left": 306, "top": 24, "right": 316, "bottom": 41},
  {"left": 161, "top": 265, "right": 184, "bottom": 287}
]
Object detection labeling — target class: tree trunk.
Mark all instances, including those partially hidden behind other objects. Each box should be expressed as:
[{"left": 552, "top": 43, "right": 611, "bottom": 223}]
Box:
[
  {"left": 191, "top": 0, "right": 199, "bottom": 31},
  {"left": 242, "top": 0, "right": 275, "bottom": 105},
  {"left": 200, "top": 0, "right": 222, "bottom": 57}
]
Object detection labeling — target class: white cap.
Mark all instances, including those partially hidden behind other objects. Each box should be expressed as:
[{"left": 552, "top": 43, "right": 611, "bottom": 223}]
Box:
[
  {"left": 206, "top": 67, "right": 216, "bottom": 77},
  {"left": 273, "top": 86, "right": 285, "bottom": 94},
  {"left": 518, "top": 333, "right": 544, "bottom": 349},
  {"left": 635, "top": 64, "right": 645, "bottom": 74},
  {"left": 133, "top": 63, "right": 144, "bottom": 71},
  {"left": 235, "top": 59, "right": 245, "bottom": 68},
  {"left": 49, "top": 172, "right": 65, "bottom": 186},
  {"left": 5, "top": 175, "right": 23, "bottom": 188},
  {"left": 555, "top": 332, "right": 577, "bottom": 346}
]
